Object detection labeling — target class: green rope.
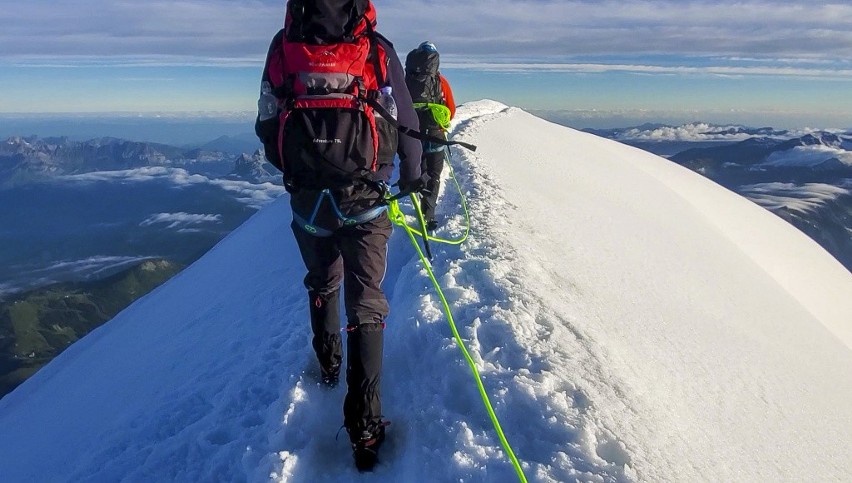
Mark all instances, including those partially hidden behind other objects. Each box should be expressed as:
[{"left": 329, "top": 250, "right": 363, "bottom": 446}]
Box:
[
  {"left": 388, "top": 196, "right": 528, "bottom": 483},
  {"left": 397, "top": 148, "right": 470, "bottom": 246}
]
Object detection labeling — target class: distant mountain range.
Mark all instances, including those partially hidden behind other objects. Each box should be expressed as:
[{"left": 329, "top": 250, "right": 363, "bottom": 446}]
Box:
[
  {"left": 670, "top": 133, "right": 852, "bottom": 181},
  {"left": 587, "top": 124, "right": 852, "bottom": 271},
  {"left": 195, "top": 133, "right": 262, "bottom": 156},
  {"left": 0, "top": 135, "right": 282, "bottom": 398},
  {"left": 1, "top": 136, "right": 216, "bottom": 178},
  {"left": 0, "top": 134, "right": 283, "bottom": 298},
  {"left": 0, "top": 135, "right": 277, "bottom": 184},
  {"left": 232, "top": 150, "right": 281, "bottom": 180}
]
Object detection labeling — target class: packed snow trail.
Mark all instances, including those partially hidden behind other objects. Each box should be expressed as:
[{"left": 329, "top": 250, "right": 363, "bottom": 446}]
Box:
[
  {"left": 387, "top": 194, "right": 527, "bottom": 481},
  {"left": 1, "top": 101, "right": 851, "bottom": 482}
]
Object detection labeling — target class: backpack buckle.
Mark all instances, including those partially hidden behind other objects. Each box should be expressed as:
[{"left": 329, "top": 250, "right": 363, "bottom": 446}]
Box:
[{"left": 355, "top": 77, "right": 368, "bottom": 97}]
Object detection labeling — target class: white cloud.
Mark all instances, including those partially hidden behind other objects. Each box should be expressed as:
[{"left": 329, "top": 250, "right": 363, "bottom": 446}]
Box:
[
  {"left": 611, "top": 124, "right": 850, "bottom": 142},
  {"left": 59, "top": 167, "right": 287, "bottom": 208},
  {"left": 376, "top": 1, "right": 852, "bottom": 58},
  {"left": 0, "top": 0, "right": 281, "bottom": 60},
  {"left": 27, "top": 256, "right": 153, "bottom": 278},
  {"left": 0, "top": 283, "right": 15, "bottom": 298},
  {"left": 442, "top": 61, "right": 852, "bottom": 79},
  {"left": 2, "top": 0, "right": 852, "bottom": 71},
  {"left": 741, "top": 182, "right": 851, "bottom": 214},
  {"left": 60, "top": 166, "right": 202, "bottom": 183},
  {"left": 535, "top": 108, "right": 852, "bottom": 131},
  {"left": 763, "top": 145, "right": 852, "bottom": 167},
  {"left": 140, "top": 212, "right": 223, "bottom": 229},
  {"left": 619, "top": 123, "right": 757, "bottom": 142}
]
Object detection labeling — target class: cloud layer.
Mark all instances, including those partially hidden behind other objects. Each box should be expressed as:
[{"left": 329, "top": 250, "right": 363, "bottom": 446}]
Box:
[
  {"left": 764, "top": 145, "right": 852, "bottom": 167},
  {"left": 140, "top": 212, "right": 223, "bottom": 230},
  {"left": 59, "top": 167, "right": 287, "bottom": 209},
  {"left": 740, "top": 182, "right": 851, "bottom": 214},
  {"left": 3, "top": 0, "right": 852, "bottom": 74},
  {"left": 380, "top": 1, "right": 852, "bottom": 59}
]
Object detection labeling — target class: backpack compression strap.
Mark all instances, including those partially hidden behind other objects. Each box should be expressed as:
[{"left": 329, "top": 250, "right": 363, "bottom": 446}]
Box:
[{"left": 366, "top": 96, "right": 478, "bottom": 152}]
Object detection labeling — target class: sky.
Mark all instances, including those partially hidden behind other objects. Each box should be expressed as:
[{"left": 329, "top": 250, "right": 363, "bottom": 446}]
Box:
[
  {"left": 1, "top": 100, "right": 851, "bottom": 481},
  {"left": 1, "top": 0, "right": 852, "bottom": 128}
]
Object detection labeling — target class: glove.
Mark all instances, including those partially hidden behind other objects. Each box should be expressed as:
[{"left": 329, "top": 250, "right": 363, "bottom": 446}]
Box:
[{"left": 397, "top": 173, "right": 430, "bottom": 194}]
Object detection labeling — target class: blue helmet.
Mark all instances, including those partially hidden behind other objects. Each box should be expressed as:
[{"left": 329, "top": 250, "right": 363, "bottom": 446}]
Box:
[{"left": 419, "top": 41, "right": 437, "bottom": 52}]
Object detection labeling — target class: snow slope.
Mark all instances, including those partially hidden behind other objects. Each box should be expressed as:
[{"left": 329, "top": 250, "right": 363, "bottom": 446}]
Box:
[{"left": 1, "top": 101, "right": 851, "bottom": 482}]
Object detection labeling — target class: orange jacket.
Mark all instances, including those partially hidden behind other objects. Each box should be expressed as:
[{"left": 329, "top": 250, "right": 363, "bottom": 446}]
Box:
[{"left": 439, "top": 74, "right": 456, "bottom": 120}]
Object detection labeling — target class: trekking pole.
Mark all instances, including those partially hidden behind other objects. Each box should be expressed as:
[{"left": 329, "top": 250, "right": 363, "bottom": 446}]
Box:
[
  {"left": 385, "top": 149, "right": 471, "bottom": 247},
  {"left": 410, "top": 193, "right": 434, "bottom": 261},
  {"left": 384, "top": 186, "right": 434, "bottom": 260}
]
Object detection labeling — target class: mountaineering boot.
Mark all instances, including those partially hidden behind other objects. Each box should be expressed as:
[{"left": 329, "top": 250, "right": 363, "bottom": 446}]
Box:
[
  {"left": 426, "top": 218, "right": 438, "bottom": 233},
  {"left": 350, "top": 421, "right": 388, "bottom": 472},
  {"left": 309, "top": 289, "right": 342, "bottom": 387}
]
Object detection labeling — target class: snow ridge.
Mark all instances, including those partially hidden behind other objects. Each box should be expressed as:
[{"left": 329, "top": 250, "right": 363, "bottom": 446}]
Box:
[{"left": 0, "top": 101, "right": 850, "bottom": 482}]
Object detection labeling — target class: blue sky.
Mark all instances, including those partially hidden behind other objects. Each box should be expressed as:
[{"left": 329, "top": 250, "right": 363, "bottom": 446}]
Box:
[{"left": 2, "top": 0, "right": 852, "bottom": 128}]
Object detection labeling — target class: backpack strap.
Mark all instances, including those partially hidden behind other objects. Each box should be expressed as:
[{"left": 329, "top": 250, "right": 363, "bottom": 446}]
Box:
[
  {"left": 364, "top": 21, "right": 386, "bottom": 88},
  {"left": 365, "top": 97, "right": 477, "bottom": 152}
]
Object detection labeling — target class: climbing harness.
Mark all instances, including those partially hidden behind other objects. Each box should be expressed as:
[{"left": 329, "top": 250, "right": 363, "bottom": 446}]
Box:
[{"left": 293, "top": 188, "right": 388, "bottom": 237}]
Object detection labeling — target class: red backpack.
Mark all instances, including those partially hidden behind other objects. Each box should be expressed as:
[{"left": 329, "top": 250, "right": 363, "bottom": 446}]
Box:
[{"left": 261, "top": 0, "right": 390, "bottom": 190}]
